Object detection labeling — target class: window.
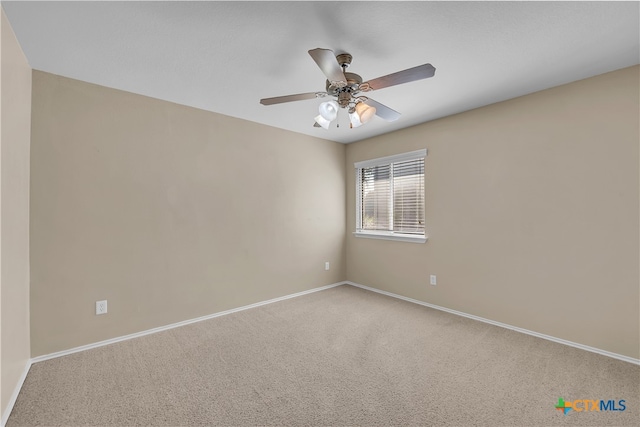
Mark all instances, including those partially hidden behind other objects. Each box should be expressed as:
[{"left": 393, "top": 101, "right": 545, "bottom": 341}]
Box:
[{"left": 355, "top": 149, "right": 427, "bottom": 243}]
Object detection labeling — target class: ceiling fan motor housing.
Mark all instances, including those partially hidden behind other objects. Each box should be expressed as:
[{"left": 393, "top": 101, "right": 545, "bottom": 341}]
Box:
[
  {"left": 326, "top": 71, "right": 363, "bottom": 107},
  {"left": 337, "top": 92, "right": 351, "bottom": 107}
]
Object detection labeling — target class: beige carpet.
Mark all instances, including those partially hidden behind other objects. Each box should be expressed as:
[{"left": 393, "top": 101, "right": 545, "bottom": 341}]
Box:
[{"left": 7, "top": 285, "right": 639, "bottom": 426}]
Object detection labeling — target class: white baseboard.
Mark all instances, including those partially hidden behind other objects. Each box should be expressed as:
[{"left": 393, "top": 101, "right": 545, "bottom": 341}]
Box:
[
  {"left": 6, "top": 278, "right": 636, "bottom": 426},
  {"left": 345, "top": 281, "right": 640, "bottom": 366},
  {"left": 31, "top": 281, "right": 345, "bottom": 364},
  {"left": 3, "top": 281, "right": 344, "bottom": 425},
  {"left": 1, "top": 359, "right": 32, "bottom": 427}
]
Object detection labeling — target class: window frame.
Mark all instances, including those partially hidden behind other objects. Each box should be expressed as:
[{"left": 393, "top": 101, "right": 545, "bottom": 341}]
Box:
[{"left": 354, "top": 149, "right": 427, "bottom": 244}]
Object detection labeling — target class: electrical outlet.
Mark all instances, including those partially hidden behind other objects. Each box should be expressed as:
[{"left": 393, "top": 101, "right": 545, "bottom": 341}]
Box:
[
  {"left": 96, "top": 300, "right": 108, "bottom": 315},
  {"left": 430, "top": 275, "right": 437, "bottom": 286},
  {"left": 325, "top": 262, "right": 330, "bottom": 271}
]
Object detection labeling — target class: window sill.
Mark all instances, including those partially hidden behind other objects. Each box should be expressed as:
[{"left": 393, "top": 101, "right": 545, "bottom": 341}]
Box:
[{"left": 353, "top": 231, "right": 427, "bottom": 244}]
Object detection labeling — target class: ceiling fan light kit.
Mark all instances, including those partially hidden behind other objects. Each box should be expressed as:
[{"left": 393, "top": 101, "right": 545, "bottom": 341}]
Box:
[{"left": 260, "top": 48, "right": 436, "bottom": 131}]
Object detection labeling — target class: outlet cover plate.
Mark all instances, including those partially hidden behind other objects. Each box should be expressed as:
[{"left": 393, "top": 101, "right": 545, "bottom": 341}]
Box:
[
  {"left": 430, "top": 275, "right": 437, "bottom": 286},
  {"left": 96, "top": 300, "right": 108, "bottom": 315}
]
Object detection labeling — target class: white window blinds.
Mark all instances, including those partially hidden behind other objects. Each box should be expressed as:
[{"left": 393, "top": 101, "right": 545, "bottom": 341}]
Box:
[{"left": 355, "top": 149, "right": 426, "bottom": 238}]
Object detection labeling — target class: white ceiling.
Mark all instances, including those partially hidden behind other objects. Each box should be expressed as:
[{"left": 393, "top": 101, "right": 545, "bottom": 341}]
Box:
[{"left": 3, "top": 1, "right": 639, "bottom": 144}]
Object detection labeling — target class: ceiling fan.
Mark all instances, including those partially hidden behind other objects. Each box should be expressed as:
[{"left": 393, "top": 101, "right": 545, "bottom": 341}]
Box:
[{"left": 260, "top": 48, "right": 436, "bottom": 129}]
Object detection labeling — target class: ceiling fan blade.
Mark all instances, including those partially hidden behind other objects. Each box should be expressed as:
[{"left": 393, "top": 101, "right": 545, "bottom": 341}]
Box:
[
  {"left": 364, "top": 98, "right": 401, "bottom": 122},
  {"left": 308, "top": 48, "right": 347, "bottom": 84},
  {"left": 364, "top": 64, "right": 436, "bottom": 91},
  {"left": 260, "top": 92, "right": 326, "bottom": 106}
]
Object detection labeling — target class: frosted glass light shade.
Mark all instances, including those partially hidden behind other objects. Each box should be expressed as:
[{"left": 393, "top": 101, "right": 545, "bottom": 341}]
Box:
[
  {"left": 355, "top": 102, "right": 376, "bottom": 123},
  {"left": 318, "top": 101, "right": 339, "bottom": 121},
  {"left": 314, "top": 114, "right": 331, "bottom": 129},
  {"left": 349, "top": 111, "right": 363, "bottom": 128}
]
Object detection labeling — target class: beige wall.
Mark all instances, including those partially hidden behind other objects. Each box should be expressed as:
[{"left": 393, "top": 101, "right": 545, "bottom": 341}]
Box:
[
  {"left": 0, "top": 7, "right": 32, "bottom": 418},
  {"left": 30, "top": 71, "right": 346, "bottom": 357},
  {"left": 19, "top": 48, "right": 640, "bottom": 361},
  {"left": 346, "top": 66, "right": 640, "bottom": 359}
]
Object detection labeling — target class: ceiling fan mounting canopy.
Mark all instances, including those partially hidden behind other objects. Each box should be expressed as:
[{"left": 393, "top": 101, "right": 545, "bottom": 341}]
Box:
[
  {"left": 335, "top": 53, "right": 353, "bottom": 68},
  {"left": 260, "top": 48, "right": 436, "bottom": 129}
]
